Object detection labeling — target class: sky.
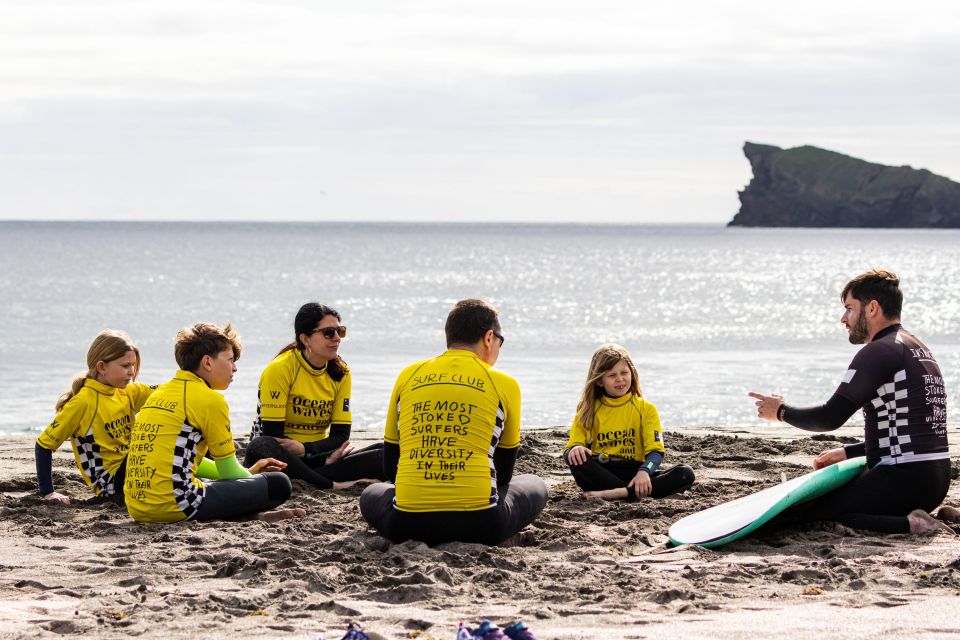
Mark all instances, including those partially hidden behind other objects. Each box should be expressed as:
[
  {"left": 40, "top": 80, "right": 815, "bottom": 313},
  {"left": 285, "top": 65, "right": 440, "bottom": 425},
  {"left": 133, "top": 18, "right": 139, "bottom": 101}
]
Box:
[{"left": 2, "top": 1, "right": 959, "bottom": 224}]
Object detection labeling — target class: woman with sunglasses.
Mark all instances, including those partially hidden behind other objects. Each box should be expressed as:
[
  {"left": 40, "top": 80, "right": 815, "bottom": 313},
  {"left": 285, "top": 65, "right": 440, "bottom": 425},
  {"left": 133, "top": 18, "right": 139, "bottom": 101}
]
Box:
[{"left": 244, "top": 302, "right": 385, "bottom": 490}]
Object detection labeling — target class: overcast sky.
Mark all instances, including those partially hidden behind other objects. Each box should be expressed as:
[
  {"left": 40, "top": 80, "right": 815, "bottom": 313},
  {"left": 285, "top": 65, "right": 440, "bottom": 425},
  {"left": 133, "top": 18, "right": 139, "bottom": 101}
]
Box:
[{"left": 2, "top": 1, "right": 958, "bottom": 224}]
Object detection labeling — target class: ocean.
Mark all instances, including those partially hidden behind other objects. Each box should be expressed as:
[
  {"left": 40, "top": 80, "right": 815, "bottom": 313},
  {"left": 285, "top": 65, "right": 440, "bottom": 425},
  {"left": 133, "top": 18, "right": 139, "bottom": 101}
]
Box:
[{"left": 1, "top": 221, "right": 957, "bottom": 438}]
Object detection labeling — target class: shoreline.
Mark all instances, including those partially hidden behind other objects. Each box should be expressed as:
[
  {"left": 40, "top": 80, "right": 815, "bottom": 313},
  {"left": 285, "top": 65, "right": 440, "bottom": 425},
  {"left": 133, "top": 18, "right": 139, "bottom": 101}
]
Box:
[
  {"left": 2, "top": 428, "right": 958, "bottom": 639},
  {"left": 5, "top": 419, "right": 958, "bottom": 445}
]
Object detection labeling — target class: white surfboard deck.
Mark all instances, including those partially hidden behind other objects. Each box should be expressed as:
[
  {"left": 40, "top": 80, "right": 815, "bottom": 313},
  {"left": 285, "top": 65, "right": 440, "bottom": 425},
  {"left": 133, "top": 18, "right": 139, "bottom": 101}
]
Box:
[{"left": 668, "top": 457, "right": 867, "bottom": 548}]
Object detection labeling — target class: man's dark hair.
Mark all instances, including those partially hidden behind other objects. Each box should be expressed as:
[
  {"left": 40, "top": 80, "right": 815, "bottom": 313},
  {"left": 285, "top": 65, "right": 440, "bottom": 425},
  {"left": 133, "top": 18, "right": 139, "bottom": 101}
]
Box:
[
  {"left": 445, "top": 299, "right": 500, "bottom": 348},
  {"left": 841, "top": 269, "right": 902, "bottom": 319}
]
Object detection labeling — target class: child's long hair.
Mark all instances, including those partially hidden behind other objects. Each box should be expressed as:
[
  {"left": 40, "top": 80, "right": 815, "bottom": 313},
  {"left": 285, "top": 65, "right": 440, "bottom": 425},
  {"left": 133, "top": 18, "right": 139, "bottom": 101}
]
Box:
[
  {"left": 575, "top": 343, "right": 642, "bottom": 432},
  {"left": 56, "top": 330, "right": 141, "bottom": 411}
]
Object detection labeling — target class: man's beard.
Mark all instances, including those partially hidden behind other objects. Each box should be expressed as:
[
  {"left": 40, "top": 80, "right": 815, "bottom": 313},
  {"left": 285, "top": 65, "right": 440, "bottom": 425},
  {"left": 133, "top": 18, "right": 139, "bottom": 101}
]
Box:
[{"left": 847, "top": 309, "right": 869, "bottom": 344}]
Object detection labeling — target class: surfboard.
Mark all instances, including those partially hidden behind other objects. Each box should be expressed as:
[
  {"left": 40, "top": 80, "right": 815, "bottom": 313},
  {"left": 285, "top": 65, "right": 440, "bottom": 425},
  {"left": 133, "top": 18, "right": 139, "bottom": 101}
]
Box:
[{"left": 668, "top": 456, "right": 867, "bottom": 548}]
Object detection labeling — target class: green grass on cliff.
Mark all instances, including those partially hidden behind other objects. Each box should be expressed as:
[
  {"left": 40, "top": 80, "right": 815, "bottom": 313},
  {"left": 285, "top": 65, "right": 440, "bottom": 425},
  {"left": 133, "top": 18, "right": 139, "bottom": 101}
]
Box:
[{"left": 772, "top": 146, "right": 933, "bottom": 197}]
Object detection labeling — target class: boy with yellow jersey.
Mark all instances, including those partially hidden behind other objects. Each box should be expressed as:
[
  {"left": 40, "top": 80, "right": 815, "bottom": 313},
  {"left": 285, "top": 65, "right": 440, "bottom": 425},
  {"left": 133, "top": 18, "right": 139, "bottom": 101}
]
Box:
[
  {"left": 124, "top": 322, "right": 304, "bottom": 524},
  {"left": 360, "top": 299, "right": 548, "bottom": 546}
]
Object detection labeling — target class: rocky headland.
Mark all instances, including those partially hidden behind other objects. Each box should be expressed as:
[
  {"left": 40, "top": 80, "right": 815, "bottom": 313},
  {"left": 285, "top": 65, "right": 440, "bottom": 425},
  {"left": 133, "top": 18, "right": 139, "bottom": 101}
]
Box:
[{"left": 728, "top": 142, "right": 960, "bottom": 227}]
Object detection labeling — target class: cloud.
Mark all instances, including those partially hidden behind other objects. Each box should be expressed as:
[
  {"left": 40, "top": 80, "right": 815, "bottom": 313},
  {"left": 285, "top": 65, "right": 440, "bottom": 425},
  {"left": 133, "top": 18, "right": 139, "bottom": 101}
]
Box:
[{"left": 1, "top": 0, "right": 959, "bottom": 222}]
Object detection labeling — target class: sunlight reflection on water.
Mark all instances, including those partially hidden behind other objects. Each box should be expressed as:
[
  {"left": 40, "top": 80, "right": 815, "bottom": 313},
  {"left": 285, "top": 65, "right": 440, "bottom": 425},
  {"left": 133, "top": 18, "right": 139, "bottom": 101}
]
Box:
[{"left": 2, "top": 222, "right": 957, "bottom": 435}]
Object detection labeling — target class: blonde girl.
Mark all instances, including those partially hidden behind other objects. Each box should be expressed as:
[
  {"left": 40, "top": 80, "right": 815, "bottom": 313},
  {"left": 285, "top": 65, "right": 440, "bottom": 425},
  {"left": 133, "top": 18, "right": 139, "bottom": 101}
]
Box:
[
  {"left": 563, "top": 343, "right": 694, "bottom": 501},
  {"left": 35, "top": 330, "right": 153, "bottom": 503}
]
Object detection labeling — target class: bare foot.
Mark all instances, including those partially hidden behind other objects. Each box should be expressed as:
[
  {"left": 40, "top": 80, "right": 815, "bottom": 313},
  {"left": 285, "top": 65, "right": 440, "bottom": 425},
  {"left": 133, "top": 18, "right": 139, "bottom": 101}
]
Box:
[
  {"left": 583, "top": 488, "right": 628, "bottom": 501},
  {"left": 327, "top": 478, "right": 378, "bottom": 490},
  {"left": 255, "top": 508, "right": 307, "bottom": 522},
  {"left": 498, "top": 529, "right": 535, "bottom": 547},
  {"left": 935, "top": 505, "right": 960, "bottom": 523},
  {"left": 907, "top": 509, "right": 953, "bottom": 535}
]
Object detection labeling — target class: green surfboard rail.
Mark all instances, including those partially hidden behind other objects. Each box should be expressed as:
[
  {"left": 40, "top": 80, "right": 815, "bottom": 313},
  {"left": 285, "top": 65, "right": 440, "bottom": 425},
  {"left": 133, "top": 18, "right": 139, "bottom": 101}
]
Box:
[{"left": 668, "top": 457, "right": 868, "bottom": 549}]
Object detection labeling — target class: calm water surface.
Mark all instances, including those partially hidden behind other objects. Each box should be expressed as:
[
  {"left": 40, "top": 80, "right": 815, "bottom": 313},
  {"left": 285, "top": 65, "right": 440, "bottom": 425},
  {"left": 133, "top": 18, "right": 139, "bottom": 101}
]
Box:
[{"left": 1, "top": 222, "right": 957, "bottom": 437}]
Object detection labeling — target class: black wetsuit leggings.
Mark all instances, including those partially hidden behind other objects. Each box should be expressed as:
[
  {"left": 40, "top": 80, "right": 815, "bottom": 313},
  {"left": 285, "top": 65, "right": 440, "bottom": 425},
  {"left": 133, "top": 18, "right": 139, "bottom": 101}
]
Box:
[
  {"left": 110, "top": 457, "right": 127, "bottom": 500},
  {"left": 769, "top": 458, "right": 951, "bottom": 534},
  {"left": 194, "top": 472, "right": 292, "bottom": 521},
  {"left": 244, "top": 436, "right": 385, "bottom": 490},
  {"left": 359, "top": 475, "right": 549, "bottom": 546},
  {"left": 569, "top": 457, "right": 696, "bottom": 500}
]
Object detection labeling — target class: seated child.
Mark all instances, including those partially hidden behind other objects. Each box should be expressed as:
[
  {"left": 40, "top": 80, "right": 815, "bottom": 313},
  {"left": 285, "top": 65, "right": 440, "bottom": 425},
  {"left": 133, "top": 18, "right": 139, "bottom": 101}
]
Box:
[
  {"left": 124, "top": 322, "right": 305, "bottom": 523},
  {"left": 35, "top": 330, "right": 152, "bottom": 503},
  {"left": 563, "top": 343, "right": 695, "bottom": 501}
]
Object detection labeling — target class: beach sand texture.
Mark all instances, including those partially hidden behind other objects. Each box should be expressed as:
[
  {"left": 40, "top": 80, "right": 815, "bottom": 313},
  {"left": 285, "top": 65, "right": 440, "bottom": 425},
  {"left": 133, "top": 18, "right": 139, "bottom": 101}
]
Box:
[{"left": 1, "top": 429, "right": 958, "bottom": 640}]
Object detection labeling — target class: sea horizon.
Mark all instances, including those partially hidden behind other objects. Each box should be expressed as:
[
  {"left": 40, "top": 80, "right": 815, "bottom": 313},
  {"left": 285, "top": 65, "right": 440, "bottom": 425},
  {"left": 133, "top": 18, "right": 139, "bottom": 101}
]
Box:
[{"left": 2, "top": 221, "right": 957, "bottom": 437}]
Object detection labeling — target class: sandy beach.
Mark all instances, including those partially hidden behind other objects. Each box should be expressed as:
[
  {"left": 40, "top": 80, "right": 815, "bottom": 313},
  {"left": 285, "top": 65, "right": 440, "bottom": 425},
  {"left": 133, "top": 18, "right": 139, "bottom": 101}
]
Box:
[{"left": 2, "top": 428, "right": 958, "bottom": 640}]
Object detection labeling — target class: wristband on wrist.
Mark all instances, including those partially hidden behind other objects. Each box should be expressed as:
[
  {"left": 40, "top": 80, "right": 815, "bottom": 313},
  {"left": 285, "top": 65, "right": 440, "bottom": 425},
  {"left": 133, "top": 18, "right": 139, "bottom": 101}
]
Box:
[{"left": 777, "top": 404, "right": 786, "bottom": 422}]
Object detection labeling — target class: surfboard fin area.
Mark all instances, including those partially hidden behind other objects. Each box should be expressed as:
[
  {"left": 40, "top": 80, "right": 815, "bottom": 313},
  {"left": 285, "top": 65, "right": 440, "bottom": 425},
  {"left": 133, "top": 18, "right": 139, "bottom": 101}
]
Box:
[{"left": 668, "top": 457, "right": 868, "bottom": 549}]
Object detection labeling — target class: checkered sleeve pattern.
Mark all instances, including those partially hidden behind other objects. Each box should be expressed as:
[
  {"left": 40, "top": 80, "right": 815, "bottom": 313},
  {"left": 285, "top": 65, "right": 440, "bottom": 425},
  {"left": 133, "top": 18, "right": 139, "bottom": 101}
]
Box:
[
  {"left": 250, "top": 397, "right": 263, "bottom": 439},
  {"left": 870, "top": 369, "right": 910, "bottom": 462},
  {"left": 74, "top": 430, "right": 117, "bottom": 496},
  {"left": 171, "top": 422, "right": 207, "bottom": 520},
  {"left": 487, "top": 403, "right": 505, "bottom": 507}
]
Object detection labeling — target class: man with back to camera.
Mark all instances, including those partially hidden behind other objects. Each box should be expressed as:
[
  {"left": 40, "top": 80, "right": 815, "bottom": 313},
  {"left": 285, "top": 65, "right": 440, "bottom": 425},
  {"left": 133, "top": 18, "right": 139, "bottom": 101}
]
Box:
[
  {"left": 749, "top": 269, "right": 955, "bottom": 534},
  {"left": 360, "top": 298, "right": 548, "bottom": 545}
]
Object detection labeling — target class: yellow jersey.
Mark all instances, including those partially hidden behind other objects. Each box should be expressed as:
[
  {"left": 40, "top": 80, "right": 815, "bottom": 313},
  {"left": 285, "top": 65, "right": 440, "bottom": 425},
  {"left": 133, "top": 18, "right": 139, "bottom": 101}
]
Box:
[
  {"left": 565, "top": 393, "right": 665, "bottom": 462},
  {"left": 385, "top": 349, "right": 521, "bottom": 512},
  {"left": 252, "top": 349, "right": 351, "bottom": 442},
  {"left": 124, "top": 370, "right": 237, "bottom": 523},
  {"left": 37, "top": 379, "right": 153, "bottom": 496}
]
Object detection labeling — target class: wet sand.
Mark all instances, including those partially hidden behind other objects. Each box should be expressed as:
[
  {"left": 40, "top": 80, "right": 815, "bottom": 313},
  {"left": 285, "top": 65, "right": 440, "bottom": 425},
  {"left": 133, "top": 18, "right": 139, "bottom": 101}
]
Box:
[{"left": 1, "top": 429, "right": 958, "bottom": 639}]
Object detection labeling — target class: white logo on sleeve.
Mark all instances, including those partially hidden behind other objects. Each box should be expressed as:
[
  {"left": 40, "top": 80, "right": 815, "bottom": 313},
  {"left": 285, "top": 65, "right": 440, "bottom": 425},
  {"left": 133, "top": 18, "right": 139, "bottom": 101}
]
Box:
[{"left": 841, "top": 369, "right": 857, "bottom": 384}]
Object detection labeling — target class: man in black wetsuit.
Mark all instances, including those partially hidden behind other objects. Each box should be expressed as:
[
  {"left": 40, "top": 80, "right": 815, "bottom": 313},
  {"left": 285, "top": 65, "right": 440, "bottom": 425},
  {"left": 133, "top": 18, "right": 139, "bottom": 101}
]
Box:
[{"left": 749, "top": 269, "right": 954, "bottom": 535}]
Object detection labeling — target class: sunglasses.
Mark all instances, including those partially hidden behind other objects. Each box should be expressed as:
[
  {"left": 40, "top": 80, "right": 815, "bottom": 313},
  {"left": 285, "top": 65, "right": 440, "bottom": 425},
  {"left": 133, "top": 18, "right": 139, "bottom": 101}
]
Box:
[
  {"left": 311, "top": 325, "right": 347, "bottom": 339},
  {"left": 492, "top": 330, "right": 504, "bottom": 347}
]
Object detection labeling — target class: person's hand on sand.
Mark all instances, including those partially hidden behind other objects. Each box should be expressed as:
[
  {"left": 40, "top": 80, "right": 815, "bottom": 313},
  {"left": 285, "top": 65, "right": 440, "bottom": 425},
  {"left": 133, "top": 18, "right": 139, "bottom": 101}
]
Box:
[
  {"left": 276, "top": 437, "right": 306, "bottom": 458},
  {"left": 748, "top": 391, "right": 784, "bottom": 421},
  {"left": 248, "top": 457, "right": 288, "bottom": 474},
  {"left": 325, "top": 440, "right": 354, "bottom": 465},
  {"left": 566, "top": 445, "right": 591, "bottom": 466},
  {"left": 628, "top": 471, "right": 653, "bottom": 497},
  {"left": 43, "top": 491, "right": 70, "bottom": 505},
  {"left": 812, "top": 447, "right": 847, "bottom": 470}
]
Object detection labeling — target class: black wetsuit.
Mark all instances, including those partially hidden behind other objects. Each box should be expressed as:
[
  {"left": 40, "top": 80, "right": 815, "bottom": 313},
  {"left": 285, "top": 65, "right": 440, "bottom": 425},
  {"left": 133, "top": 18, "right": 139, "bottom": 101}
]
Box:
[
  {"left": 776, "top": 324, "right": 950, "bottom": 533},
  {"left": 245, "top": 424, "right": 385, "bottom": 490},
  {"left": 568, "top": 455, "right": 696, "bottom": 500},
  {"left": 359, "top": 443, "right": 548, "bottom": 546}
]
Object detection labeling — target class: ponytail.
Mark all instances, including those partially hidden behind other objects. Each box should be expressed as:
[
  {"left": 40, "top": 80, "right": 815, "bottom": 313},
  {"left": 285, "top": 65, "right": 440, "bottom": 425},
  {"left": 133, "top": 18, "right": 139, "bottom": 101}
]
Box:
[
  {"left": 327, "top": 357, "right": 347, "bottom": 382},
  {"left": 56, "top": 373, "right": 92, "bottom": 412}
]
